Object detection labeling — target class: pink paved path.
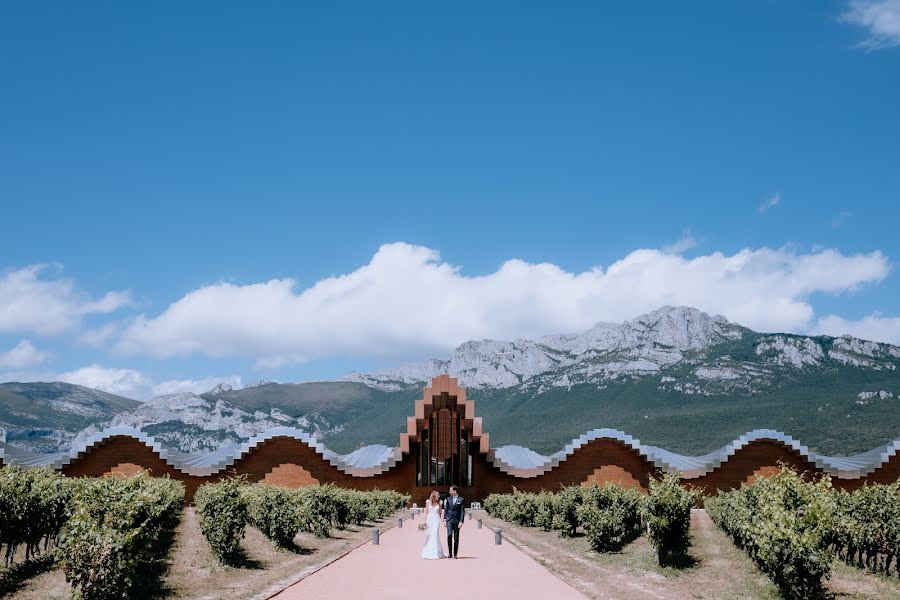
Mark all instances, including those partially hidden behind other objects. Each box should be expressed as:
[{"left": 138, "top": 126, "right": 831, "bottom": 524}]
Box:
[{"left": 271, "top": 513, "right": 589, "bottom": 600}]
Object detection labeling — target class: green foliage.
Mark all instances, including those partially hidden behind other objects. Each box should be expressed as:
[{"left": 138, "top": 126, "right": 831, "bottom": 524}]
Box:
[
  {"left": 577, "top": 484, "right": 643, "bottom": 552},
  {"left": 551, "top": 485, "right": 584, "bottom": 537},
  {"left": 0, "top": 383, "right": 140, "bottom": 454},
  {"left": 200, "top": 480, "right": 408, "bottom": 557},
  {"left": 57, "top": 474, "right": 184, "bottom": 600},
  {"left": 483, "top": 488, "right": 543, "bottom": 527},
  {"left": 295, "top": 485, "right": 339, "bottom": 538},
  {"left": 0, "top": 466, "right": 73, "bottom": 565},
  {"left": 829, "top": 482, "right": 900, "bottom": 575},
  {"left": 241, "top": 484, "right": 303, "bottom": 549},
  {"left": 486, "top": 483, "right": 644, "bottom": 553},
  {"left": 643, "top": 474, "right": 700, "bottom": 564},
  {"left": 534, "top": 491, "right": 556, "bottom": 532},
  {"left": 195, "top": 477, "right": 249, "bottom": 563},
  {"left": 707, "top": 466, "right": 835, "bottom": 599}
]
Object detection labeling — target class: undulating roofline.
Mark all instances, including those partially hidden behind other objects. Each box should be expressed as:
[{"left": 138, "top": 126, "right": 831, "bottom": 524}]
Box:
[
  {"left": 3, "top": 424, "right": 899, "bottom": 480},
  {"left": 2, "top": 376, "right": 897, "bottom": 480}
]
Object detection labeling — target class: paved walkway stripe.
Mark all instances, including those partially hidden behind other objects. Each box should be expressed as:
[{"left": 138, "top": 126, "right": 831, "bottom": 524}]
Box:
[{"left": 271, "top": 513, "right": 589, "bottom": 600}]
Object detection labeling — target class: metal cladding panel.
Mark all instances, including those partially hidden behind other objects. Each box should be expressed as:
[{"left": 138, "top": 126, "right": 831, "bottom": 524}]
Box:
[
  {"left": 3, "top": 426, "right": 900, "bottom": 481},
  {"left": 485, "top": 428, "right": 900, "bottom": 480},
  {"left": 0, "top": 426, "right": 403, "bottom": 478}
]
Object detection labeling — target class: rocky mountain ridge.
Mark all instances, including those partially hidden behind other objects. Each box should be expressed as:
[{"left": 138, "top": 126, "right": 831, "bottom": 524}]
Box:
[
  {"left": 343, "top": 306, "right": 900, "bottom": 394},
  {"left": 3, "top": 306, "right": 900, "bottom": 456},
  {"left": 72, "top": 391, "right": 335, "bottom": 452}
]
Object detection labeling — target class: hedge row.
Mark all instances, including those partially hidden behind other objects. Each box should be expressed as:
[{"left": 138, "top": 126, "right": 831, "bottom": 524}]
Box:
[
  {"left": 706, "top": 467, "right": 835, "bottom": 599},
  {"left": 194, "top": 477, "right": 248, "bottom": 561},
  {"left": 830, "top": 482, "right": 900, "bottom": 576},
  {"left": 195, "top": 481, "right": 408, "bottom": 563},
  {"left": 57, "top": 474, "right": 185, "bottom": 600},
  {"left": 486, "top": 480, "right": 695, "bottom": 558},
  {"left": 577, "top": 484, "right": 643, "bottom": 552},
  {"left": 0, "top": 467, "right": 72, "bottom": 566},
  {"left": 645, "top": 474, "right": 700, "bottom": 565}
]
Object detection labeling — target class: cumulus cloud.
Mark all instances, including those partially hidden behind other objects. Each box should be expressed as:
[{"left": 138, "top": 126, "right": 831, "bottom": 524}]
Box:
[
  {"left": 661, "top": 229, "right": 698, "bottom": 254},
  {"left": 814, "top": 312, "right": 900, "bottom": 345},
  {"left": 0, "top": 339, "right": 53, "bottom": 369},
  {"left": 50, "top": 364, "right": 242, "bottom": 400},
  {"left": 114, "top": 242, "right": 890, "bottom": 364},
  {"left": 841, "top": 0, "right": 900, "bottom": 50},
  {"left": 0, "top": 265, "right": 132, "bottom": 336},
  {"left": 758, "top": 192, "right": 780, "bottom": 213},
  {"left": 150, "top": 375, "right": 243, "bottom": 397},
  {"left": 56, "top": 365, "right": 153, "bottom": 398}
]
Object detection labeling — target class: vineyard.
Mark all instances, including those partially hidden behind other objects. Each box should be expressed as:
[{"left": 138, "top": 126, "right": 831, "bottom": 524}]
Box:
[
  {"left": 708, "top": 466, "right": 900, "bottom": 599},
  {"left": 0, "top": 467, "right": 407, "bottom": 599},
  {"left": 4, "top": 465, "right": 900, "bottom": 600},
  {"left": 485, "top": 474, "right": 698, "bottom": 566},
  {"left": 195, "top": 479, "right": 408, "bottom": 564},
  {"left": 485, "top": 469, "right": 900, "bottom": 600}
]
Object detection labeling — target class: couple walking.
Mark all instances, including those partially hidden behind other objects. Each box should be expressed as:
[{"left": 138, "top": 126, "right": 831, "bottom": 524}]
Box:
[{"left": 420, "top": 484, "right": 465, "bottom": 560}]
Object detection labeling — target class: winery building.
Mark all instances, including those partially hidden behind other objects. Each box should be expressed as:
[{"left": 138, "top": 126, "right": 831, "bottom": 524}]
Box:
[{"left": 2, "top": 375, "right": 899, "bottom": 504}]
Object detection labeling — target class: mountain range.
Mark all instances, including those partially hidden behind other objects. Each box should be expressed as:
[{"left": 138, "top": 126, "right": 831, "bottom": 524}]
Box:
[{"left": 3, "top": 306, "right": 900, "bottom": 456}]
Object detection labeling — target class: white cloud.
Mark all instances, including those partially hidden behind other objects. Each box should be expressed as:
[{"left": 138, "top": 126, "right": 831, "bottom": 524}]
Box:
[
  {"left": 49, "top": 364, "right": 242, "bottom": 400},
  {"left": 114, "top": 242, "right": 890, "bottom": 364},
  {"left": 841, "top": 0, "right": 900, "bottom": 50},
  {"left": 151, "top": 375, "right": 243, "bottom": 397},
  {"left": 661, "top": 229, "right": 698, "bottom": 254},
  {"left": 814, "top": 312, "right": 900, "bottom": 345},
  {"left": 758, "top": 192, "right": 780, "bottom": 213},
  {"left": 57, "top": 365, "right": 152, "bottom": 398},
  {"left": 0, "top": 265, "right": 132, "bottom": 336},
  {"left": 0, "top": 339, "right": 53, "bottom": 369}
]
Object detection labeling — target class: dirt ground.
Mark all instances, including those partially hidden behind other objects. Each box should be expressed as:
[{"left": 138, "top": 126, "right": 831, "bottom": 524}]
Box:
[
  {"left": 1, "top": 507, "right": 393, "bottom": 600},
  {"left": 475, "top": 509, "right": 900, "bottom": 600}
]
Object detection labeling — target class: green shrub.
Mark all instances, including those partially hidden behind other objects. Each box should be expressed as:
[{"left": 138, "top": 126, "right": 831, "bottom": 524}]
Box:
[
  {"left": 57, "top": 474, "right": 184, "bottom": 600},
  {"left": 534, "top": 491, "right": 556, "bottom": 531},
  {"left": 577, "top": 484, "right": 642, "bottom": 552},
  {"left": 707, "top": 466, "right": 835, "bottom": 599},
  {"left": 0, "top": 466, "right": 73, "bottom": 565},
  {"left": 829, "top": 482, "right": 900, "bottom": 575},
  {"left": 241, "top": 484, "right": 303, "bottom": 549},
  {"left": 195, "top": 477, "right": 248, "bottom": 563},
  {"left": 296, "top": 485, "right": 338, "bottom": 538},
  {"left": 551, "top": 485, "right": 584, "bottom": 537},
  {"left": 484, "top": 492, "right": 513, "bottom": 521},
  {"left": 643, "top": 473, "right": 699, "bottom": 564}
]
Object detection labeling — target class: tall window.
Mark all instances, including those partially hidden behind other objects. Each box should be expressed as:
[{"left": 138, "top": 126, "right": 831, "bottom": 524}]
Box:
[{"left": 416, "top": 407, "right": 474, "bottom": 487}]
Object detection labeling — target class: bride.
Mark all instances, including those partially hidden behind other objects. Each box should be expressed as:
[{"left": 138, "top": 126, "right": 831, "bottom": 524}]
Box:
[{"left": 420, "top": 490, "right": 446, "bottom": 559}]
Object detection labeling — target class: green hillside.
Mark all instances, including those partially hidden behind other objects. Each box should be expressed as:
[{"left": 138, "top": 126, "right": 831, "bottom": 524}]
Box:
[
  {"left": 0, "top": 382, "right": 140, "bottom": 452},
  {"left": 322, "top": 333, "right": 900, "bottom": 456}
]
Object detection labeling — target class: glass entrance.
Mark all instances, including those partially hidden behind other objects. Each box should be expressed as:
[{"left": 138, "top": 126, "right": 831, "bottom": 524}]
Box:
[{"left": 416, "top": 407, "right": 474, "bottom": 487}]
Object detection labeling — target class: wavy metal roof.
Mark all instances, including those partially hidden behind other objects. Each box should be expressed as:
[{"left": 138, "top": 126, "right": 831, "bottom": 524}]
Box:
[
  {"left": 0, "top": 426, "right": 401, "bottom": 478},
  {"left": 2, "top": 426, "right": 898, "bottom": 481},
  {"left": 487, "top": 428, "right": 900, "bottom": 480}
]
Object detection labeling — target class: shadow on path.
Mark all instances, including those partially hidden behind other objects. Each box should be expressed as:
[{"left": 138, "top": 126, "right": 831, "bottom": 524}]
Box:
[{"left": 0, "top": 555, "right": 55, "bottom": 598}]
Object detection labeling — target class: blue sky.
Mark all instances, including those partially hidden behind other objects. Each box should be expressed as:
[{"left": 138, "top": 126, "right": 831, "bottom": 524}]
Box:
[{"left": 1, "top": 2, "right": 899, "bottom": 399}]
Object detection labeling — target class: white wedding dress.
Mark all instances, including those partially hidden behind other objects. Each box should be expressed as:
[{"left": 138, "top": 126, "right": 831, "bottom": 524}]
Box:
[{"left": 420, "top": 501, "right": 446, "bottom": 559}]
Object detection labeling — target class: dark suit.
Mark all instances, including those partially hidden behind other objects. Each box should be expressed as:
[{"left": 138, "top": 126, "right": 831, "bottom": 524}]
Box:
[{"left": 444, "top": 495, "right": 465, "bottom": 557}]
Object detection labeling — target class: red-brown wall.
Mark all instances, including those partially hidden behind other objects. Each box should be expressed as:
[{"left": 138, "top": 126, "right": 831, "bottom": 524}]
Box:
[{"left": 11, "top": 435, "right": 899, "bottom": 504}]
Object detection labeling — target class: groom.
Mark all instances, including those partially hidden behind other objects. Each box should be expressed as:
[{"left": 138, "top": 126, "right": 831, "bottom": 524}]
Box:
[{"left": 443, "top": 484, "right": 465, "bottom": 558}]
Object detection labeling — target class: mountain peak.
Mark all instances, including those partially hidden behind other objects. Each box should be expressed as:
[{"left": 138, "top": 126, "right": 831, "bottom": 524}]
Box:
[
  {"left": 207, "top": 383, "right": 233, "bottom": 395},
  {"left": 344, "top": 305, "right": 747, "bottom": 390},
  {"left": 246, "top": 379, "right": 278, "bottom": 389}
]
